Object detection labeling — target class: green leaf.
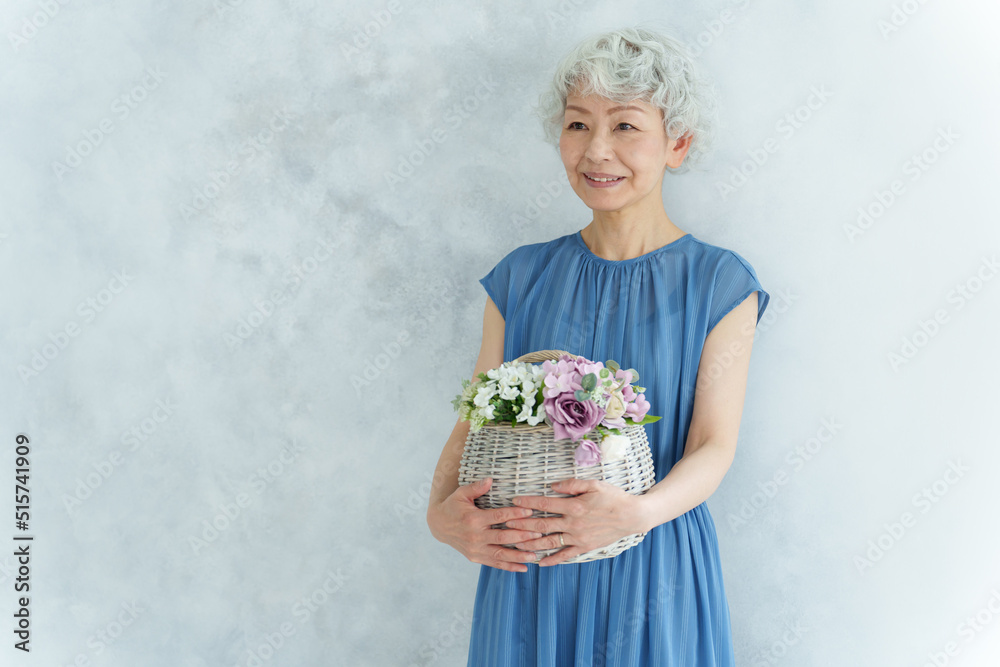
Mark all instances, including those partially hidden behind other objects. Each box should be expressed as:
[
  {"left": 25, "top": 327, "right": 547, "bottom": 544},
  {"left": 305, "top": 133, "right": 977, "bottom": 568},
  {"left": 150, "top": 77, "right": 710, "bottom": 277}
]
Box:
[
  {"left": 581, "top": 373, "right": 596, "bottom": 391},
  {"left": 606, "top": 359, "right": 620, "bottom": 372},
  {"left": 626, "top": 368, "right": 639, "bottom": 382},
  {"left": 627, "top": 414, "right": 661, "bottom": 426},
  {"left": 574, "top": 389, "right": 589, "bottom": 402},
  {"left": 599, "top": 368, "right": 609, "bottom": 378}
]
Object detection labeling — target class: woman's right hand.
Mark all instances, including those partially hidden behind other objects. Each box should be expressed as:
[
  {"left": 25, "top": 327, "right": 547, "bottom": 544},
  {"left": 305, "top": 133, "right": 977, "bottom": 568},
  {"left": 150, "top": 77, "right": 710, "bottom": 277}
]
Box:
[{"left": 427, "top": 477, "right": 544, "bottom": 573}]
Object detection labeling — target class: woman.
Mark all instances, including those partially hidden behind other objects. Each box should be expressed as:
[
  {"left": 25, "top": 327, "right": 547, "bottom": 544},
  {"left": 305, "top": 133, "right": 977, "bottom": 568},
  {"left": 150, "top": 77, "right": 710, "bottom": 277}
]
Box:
[{"left": 427, "top": 26, "right": 770, "bottom": 666}]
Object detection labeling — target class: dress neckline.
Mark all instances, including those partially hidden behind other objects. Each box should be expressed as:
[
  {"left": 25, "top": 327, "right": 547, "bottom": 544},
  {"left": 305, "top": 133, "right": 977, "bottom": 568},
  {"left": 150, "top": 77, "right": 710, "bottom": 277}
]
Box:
[{"left": 573, "top": 230, "right": 692, "bottom": 266}]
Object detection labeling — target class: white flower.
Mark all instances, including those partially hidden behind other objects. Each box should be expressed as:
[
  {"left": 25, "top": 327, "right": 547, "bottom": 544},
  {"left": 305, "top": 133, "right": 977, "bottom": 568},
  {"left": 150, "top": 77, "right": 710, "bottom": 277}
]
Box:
[
  {"left": 600, "top": 434, "right": 630, "bottom": 463},
  {"left": 525, "top": 403, "right": 545, "bottom": 426},
  {"left": 496, "top": 362, "right": 527, "bottom": 387},
  {"left": 473, "top": 384, "right": 496, "bottom": 407},
  {"left": 499, "top": 384, "right": 521, "bottom": 401},
  {"left": 464, "top": 361, "right": 553, "bottom": 427}
]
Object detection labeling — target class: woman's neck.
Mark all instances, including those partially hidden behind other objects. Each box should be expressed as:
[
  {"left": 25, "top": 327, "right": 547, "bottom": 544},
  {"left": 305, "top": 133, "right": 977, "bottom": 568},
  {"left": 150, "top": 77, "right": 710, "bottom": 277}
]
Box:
[{"left": 580, "top": 211, "right": 686, "bottom": 261}]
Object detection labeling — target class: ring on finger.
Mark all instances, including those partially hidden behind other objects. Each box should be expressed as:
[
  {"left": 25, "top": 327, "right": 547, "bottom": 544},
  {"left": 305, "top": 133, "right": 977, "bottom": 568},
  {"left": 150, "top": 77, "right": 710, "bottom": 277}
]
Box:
[{"left": 559, "top": 533, "right": 565, "bottom": 548}]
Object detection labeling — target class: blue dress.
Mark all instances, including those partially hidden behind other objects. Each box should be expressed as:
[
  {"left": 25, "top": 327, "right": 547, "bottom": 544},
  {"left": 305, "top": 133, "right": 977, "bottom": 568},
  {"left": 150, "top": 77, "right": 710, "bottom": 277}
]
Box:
[{"left": 468, "top": 229, "right": 770, "bottom": 666}]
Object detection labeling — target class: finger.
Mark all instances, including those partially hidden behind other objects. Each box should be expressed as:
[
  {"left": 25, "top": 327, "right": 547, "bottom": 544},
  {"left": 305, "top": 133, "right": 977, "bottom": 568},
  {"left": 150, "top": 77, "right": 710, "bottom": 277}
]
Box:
[
  {"left": 478, "top": 505, "right": 536, "bottom": 527},
  {"left": 512, "top": 494, "right": 578, "bottom": 515},
  {"left": 505, "top": 516, "right": 566, "bottom": 534},
  {"left": 550, "top": 478, "right": 597, "bottom": 495},
  {"left": 488, "top": 560, "right": 529, "bottom": 573},
  {"left": 539, "top": 546, "right": 584, "bottom": 567},
  {"left": 516, "top": 532, "right": 566, "bottom": 552},
  {"left": 486, "top": 528, "right": 543, "bottom": 544},
  {"left": 460, "top": 477, "right": 493, "bottom": 499},
  {"left": 482, "top": 545, "right": 539, "bottom": 569}
]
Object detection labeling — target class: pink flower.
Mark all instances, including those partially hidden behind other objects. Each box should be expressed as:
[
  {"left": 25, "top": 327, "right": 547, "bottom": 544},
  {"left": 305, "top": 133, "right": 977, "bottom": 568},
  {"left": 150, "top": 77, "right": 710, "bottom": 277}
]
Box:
[
  {"left": 542, "top": 369, "right": 577, "bottom": 397},
  {"left": 545, "top": 392, "right": 606, "bottom": 442},
  {"left": 622, "top": 386, "right": 636, "bottom": 404},
  {"left": 574, "top": 439, "right": 601, "bottom": 467},
  {"left": 625, "top": 393, "right": 650, "bottom": 422},
  {"left": 571, "top": 356, "right": 605, "bottom": 378},
  {"left": 542, "top": 355, "right": 605, "bottom": 387},
  {"left": 602, "top": 414, "right": 627, "bottom": 430}
]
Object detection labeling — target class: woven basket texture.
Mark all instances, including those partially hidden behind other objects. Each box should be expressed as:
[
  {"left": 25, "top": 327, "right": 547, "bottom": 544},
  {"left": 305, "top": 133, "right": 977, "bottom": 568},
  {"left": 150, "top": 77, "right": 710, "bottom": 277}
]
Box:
[{"left": 457, "top": 349, "right": 656, "bottom": 564}]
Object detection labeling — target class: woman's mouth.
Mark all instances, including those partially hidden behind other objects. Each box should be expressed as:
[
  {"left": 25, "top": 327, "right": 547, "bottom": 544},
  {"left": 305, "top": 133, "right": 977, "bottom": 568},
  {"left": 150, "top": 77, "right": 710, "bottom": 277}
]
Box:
[{"left": 584, "top": 174, "right": 625, "bottom": 187}]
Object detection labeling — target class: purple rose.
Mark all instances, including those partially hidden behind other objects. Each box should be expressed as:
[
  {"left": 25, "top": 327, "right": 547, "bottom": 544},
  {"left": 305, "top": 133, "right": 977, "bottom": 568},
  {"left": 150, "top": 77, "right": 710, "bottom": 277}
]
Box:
[
  {"left": 574, "top": 439, "right": 601, "bottom": 467},
  {"left": 544, "top": 392, "right": 606, "bottom": 442}
]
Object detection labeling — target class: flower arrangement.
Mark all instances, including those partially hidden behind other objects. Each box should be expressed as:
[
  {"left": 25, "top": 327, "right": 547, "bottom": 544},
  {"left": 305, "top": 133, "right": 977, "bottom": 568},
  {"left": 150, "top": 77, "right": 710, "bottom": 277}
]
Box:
[{"left": 453, "top": 353, "right": 661, "bottom": 467}]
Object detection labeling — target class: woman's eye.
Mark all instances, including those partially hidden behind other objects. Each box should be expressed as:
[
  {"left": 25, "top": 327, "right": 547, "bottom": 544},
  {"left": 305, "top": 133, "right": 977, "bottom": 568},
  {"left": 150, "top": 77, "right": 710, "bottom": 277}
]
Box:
[{"left": 565, "top": 121, "right": 636, "bottom": 131}]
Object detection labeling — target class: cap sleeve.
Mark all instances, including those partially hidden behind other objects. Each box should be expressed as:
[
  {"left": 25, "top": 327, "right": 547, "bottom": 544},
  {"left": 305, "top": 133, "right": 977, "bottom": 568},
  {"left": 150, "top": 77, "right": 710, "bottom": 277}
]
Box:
[
  {"left": 479, "top": 253, "right": 512, "bottom": 320},
  {"left": 707, "top": 250, "right": 770, "bottom": 333}
]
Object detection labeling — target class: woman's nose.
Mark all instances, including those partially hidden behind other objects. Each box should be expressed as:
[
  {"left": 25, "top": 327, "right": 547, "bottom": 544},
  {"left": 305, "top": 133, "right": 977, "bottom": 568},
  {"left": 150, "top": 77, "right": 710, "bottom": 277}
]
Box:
[{"left": 583, "top": 130, "right": 614, "bottom": 161}]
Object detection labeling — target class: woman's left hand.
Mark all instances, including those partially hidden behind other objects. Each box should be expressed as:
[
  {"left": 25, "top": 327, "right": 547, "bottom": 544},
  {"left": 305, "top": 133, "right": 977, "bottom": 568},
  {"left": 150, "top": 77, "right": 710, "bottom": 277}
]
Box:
[{"left": 504, "top": 478, "right": 651, "bottom": 566}]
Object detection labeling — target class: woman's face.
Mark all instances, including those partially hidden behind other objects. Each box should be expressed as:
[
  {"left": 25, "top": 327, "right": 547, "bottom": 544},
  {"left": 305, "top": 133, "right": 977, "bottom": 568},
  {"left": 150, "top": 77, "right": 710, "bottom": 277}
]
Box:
[{"left": 559, "top": 87, "right": 690, "bottom": 216}]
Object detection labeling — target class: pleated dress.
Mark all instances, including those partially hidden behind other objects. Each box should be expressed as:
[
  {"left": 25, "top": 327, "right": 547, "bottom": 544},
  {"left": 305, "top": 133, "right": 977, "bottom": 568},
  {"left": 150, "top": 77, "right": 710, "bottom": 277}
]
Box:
[{"left": 467, "top": 228, "right": 770, "bottom": 666}]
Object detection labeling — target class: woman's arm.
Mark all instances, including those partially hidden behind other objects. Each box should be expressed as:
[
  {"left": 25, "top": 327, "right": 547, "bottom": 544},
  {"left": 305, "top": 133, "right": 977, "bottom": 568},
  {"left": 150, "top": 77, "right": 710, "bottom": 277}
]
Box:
[
  {"left": 502, "top": 292, "right": 763, "bottom": 565},
  {"left": 425, "top": 296, "right": 543, "bottom": 573},
  {"left": 427, "top": 296, "right": 505, "bottom": 508},
  {"left": 634, "top": 291, "right": 760, "bottom": 532}
]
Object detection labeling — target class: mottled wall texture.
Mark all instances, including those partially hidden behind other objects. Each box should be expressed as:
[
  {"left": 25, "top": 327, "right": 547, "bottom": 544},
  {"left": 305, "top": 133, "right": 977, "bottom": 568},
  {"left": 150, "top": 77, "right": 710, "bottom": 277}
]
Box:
[{"left": 2, "top": 0, "right": 999, "bottom": 665}]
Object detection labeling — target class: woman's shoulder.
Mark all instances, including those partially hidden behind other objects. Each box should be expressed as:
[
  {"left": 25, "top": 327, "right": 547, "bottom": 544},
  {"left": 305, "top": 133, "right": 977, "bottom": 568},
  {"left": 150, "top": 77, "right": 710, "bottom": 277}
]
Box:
[
  {"left": 684, "top": 233, "right": 762, "bottom": 276},
  {"left": 489, "top": 231, "right": 578, "bottom": 268}
]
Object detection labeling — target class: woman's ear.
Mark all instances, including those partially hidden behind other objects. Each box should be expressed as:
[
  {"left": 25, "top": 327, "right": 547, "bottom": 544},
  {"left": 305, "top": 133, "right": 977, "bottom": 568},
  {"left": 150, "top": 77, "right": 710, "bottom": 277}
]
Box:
[{"left": 665, "top": 132, "right": 693, "bottom": 170}]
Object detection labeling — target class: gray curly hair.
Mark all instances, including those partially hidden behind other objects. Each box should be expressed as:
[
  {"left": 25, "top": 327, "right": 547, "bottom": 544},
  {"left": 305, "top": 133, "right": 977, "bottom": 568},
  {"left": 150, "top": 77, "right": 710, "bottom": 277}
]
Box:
[{"left": 534, "top": 26, "right": 719, "bottom": 175}]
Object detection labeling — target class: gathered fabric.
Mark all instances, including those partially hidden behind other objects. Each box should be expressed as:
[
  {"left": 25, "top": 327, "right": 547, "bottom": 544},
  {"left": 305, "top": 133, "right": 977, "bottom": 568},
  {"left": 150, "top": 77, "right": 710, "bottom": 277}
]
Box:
[{"left": 468, "top": 229, "right": 769, "bottom": 666}]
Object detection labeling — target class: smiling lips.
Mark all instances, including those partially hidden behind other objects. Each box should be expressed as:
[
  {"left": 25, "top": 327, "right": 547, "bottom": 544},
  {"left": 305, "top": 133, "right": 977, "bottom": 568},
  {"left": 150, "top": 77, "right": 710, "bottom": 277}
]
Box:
[{"left": 584, "top": 173, "right": 625, "bottom": 183}]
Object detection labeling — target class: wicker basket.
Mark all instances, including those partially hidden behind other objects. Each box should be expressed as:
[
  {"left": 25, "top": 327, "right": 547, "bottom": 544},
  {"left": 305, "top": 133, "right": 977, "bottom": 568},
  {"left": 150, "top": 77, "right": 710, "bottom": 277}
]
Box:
[{"left": 457, "top": 349, "right": 656, "bottom": 564}]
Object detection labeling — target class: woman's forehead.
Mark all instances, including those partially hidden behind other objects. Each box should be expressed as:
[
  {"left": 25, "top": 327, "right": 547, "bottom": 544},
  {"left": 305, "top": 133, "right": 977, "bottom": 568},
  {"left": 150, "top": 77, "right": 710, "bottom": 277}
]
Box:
[{"left": 564, "top": 93, "right": 657, "bottom": 114}]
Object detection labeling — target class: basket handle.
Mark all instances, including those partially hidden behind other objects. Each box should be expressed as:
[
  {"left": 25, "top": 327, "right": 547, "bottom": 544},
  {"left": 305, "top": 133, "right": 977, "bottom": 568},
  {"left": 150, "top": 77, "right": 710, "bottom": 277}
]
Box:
[{"left": 513, "top": 349, "right": 576, "bottom": 364}]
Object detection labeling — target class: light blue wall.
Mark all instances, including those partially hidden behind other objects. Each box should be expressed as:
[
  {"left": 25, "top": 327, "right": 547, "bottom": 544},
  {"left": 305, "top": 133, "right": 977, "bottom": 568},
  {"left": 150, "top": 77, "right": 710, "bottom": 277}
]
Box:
[{"left": 2, "top": 0, "right": 999, "bottom": 665}]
